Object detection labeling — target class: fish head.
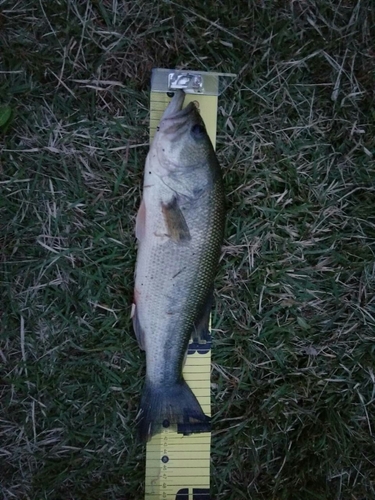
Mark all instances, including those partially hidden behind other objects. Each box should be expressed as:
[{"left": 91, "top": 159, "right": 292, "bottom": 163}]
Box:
[{"left": 151, "top": 90, "right": 214, "bottom": 174}]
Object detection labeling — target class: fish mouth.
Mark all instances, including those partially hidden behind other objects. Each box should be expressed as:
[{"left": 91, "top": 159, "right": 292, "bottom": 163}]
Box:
[{"left": 161, "top": 90, "right": 196, "bottom": 123}]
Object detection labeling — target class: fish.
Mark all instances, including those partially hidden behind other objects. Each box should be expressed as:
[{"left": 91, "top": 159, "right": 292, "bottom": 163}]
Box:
[{"left": 132, "top": 90, "right": 225, "bottom": 441}]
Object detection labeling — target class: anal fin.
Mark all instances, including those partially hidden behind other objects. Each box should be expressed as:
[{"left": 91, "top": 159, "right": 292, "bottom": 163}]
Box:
[
  {"left": 187, "top": 291, "right": 213, "bottom": 356},
  {"left": 191, "top": 290, "right": 213, "bottom": 344}
]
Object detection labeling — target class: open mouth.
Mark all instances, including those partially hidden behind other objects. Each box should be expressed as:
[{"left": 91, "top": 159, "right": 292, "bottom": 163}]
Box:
[{"left": 161, "top": 90, "right": 196, "bottom": 121}]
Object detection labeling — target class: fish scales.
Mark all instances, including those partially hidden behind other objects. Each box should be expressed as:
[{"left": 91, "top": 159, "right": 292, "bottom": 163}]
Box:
[{"left": 133, "top": 90, "right": 225, "bottom": 441}]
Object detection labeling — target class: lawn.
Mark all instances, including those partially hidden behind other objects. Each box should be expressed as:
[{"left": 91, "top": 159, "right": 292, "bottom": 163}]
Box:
[{"left": 1, "top": 1, "right": 375, "bottom": 499}]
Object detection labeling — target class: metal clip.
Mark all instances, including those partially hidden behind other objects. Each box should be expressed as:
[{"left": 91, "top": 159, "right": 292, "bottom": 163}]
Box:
[{"left": 168, "top": 72, "right": 203, "bottom": 93}]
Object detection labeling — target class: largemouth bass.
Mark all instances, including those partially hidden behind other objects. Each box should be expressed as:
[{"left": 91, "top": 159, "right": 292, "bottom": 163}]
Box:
[{"left": 132, "top": 90, "right": 225, "bottom": 441}]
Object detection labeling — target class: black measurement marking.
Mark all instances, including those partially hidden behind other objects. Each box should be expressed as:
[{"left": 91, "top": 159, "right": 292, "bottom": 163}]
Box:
[
  {"left": 175, "top": 488, "right": 210, "bottom": 500},
  {"left": 188, "top": 331, "right": 212, "bottom": 355},
  {"left": 175, "top": 489, "right": 188, "bottom": 500},
  {"left": 192, "top": 488, "right": 210, "bottom": 500},
  {"left": 177, "top": 420, "right": 211, "bottom": 436},
  {"left": 162, "top": 419, "right": 170, "bottom": 428},
  {"left": 161, "top": 455, "right": 169, "bottom": 463}
]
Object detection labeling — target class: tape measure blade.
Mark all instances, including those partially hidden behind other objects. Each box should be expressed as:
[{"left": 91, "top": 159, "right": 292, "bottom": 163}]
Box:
[{"left": 145, "top": 88, "right": 217, "bottom": 500}]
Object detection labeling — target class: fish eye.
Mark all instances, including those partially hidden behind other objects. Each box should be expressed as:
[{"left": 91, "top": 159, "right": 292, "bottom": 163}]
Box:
[{"left": 191, "top": 123, "right": 206, "bottom": 138}]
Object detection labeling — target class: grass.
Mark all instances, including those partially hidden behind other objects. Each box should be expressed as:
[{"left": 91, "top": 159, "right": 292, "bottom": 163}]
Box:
[{"left": 1, "top": 0, "right": 375, "bottom": 499}]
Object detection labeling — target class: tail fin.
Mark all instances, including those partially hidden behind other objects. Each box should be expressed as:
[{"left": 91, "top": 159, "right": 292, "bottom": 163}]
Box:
[{"left": 138, "top": 378, "right": 211, "bottom": 442}]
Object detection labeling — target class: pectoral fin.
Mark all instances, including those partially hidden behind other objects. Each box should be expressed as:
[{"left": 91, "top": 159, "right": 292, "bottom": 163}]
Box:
[{"left": 161, "top": 197, "right": 191, "bottom": 243}]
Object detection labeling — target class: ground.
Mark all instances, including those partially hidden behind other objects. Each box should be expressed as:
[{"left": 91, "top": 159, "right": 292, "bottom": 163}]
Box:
[{"left": 1, "top": 1, "right": 375, "bottom": 499}]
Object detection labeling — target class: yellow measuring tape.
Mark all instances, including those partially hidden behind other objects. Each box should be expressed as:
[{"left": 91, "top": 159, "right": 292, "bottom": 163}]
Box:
[{"left": 144, "top": 69, "right": 235, "bottom": 500}]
